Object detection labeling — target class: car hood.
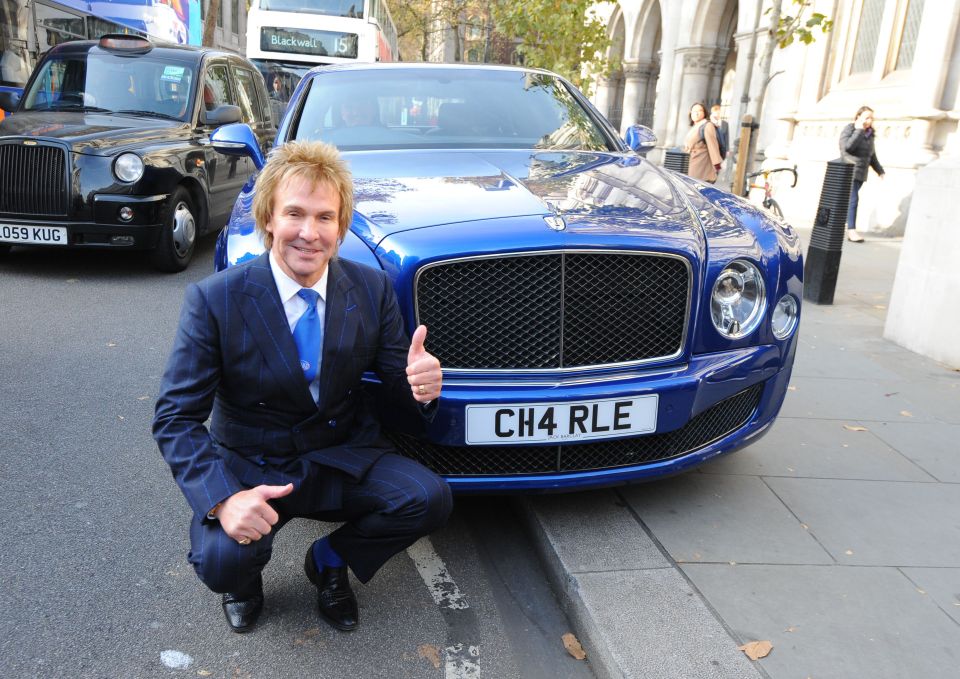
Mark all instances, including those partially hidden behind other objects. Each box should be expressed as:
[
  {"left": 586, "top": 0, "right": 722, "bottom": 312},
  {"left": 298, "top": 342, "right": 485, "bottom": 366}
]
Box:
[
  {"left": 0, "top": 111, "right": 188, "bottom": 154},
  {"left": 347, "top": 150, "right": 698, "bottom": 245}
]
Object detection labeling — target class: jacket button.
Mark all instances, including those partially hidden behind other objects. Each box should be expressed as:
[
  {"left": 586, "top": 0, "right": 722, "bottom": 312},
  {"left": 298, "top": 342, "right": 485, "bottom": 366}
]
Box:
[
  {"left": 328, "top": 419, "right": 336, "bottom": 428},
  {"left": 258, "top": 402, "right": 267, "bottom": 407},
  {"left": 293, "top": 426, "right": 301, "bottom": 433}
]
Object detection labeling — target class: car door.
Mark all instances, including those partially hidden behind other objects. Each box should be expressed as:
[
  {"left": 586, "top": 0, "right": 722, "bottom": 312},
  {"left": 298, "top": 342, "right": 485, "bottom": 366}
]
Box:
[
  {"left": 198, "top": 59, "right": 250, "bottom": 231},
  {"left": 230, "top": 59, "right": 276, "bottom": 158}
]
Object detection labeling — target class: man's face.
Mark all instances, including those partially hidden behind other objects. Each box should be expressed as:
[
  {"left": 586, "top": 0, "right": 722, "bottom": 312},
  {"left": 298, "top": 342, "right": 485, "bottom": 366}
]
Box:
[
  {"left": 340, "top": 99, "right": 377, "bottom": 127},
  {"left": 265, "top": 177, "right": 341, "bottom": 287}
]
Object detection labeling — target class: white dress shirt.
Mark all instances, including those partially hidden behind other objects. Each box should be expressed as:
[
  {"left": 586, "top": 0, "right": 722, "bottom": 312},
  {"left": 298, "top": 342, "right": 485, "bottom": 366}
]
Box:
[{"left": 269, "top": 251, "right": 328, "bottom": 402}]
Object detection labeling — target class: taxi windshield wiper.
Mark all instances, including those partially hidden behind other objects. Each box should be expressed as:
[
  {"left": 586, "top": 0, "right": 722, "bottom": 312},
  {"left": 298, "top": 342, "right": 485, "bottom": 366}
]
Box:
[
  {"left": 115, "top": 109, "right": 181, "bottom": 121},
  {"left": 42, "top": 103, "right": 111, "bottom": 113}
]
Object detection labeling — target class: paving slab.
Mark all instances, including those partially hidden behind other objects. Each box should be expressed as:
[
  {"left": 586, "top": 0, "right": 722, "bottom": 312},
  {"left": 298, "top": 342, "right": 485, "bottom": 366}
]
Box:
[
  {"left": 621, "top": 475, "right": 832, "bottom": 565},
  {"left": 520, "top": 495, "right": 760, "bottom": 679},
  {"left": 700, "top": 416, "right": 937, "bottom": 482},
  {"left": 900, "top": 567, "right": 960, "bottom": 626},
  {"left": 867, "top": 421, "right": 960, "bottom": 482},
  {"left": 765, "top": 477, "right": 960, "bottom": 566},
  {"left": 778, "top": 375, "right": 943, "bottom": 423},
  {"left": 682, "top": 564, "right": 960, "bottom": 679}
]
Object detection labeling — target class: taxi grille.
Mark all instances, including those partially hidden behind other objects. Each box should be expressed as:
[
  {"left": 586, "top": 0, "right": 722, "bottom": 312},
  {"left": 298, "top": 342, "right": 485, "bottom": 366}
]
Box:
[
  {"left": 387, "top": 383, "right": 764, "bottom": 476},
  {"left": 415, "top": 252, "right": 690, "bottom": 370},
  {"left": 0, "top": 143, "right": 68, "bottom": 216}
]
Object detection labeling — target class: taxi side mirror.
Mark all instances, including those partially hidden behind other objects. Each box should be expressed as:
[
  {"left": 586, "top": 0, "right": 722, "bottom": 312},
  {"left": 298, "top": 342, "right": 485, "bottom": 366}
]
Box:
[{"left": 201, "top": 104, "right": 242, "bottom": 127}]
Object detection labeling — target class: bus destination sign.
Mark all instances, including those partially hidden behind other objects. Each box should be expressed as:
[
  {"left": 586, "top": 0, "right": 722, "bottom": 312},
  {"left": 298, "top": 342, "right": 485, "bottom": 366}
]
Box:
[{"left": 261, "top": 26, "right": 358, "bottom": 59}]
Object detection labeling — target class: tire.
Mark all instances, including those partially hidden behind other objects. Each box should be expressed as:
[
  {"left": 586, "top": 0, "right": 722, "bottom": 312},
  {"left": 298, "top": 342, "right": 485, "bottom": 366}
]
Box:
[{"left": 150, "top": 186, "right": 197, "bottom": 272}]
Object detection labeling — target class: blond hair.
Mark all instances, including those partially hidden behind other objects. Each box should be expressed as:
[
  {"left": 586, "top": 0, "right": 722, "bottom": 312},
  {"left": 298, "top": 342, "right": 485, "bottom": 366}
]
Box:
[{"left": 252, "top": 141, "right": 354, "bottom": 249}]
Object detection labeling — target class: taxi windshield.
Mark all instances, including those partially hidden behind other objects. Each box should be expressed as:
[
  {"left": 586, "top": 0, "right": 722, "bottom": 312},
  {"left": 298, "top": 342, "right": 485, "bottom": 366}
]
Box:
[{"left": 21, "top": 49, "right": 197, "bottom": 121}]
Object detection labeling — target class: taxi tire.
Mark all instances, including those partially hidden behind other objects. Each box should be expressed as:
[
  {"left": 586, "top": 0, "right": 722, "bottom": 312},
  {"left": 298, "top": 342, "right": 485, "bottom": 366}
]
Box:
[{"left": 150, "top": 187, "right": 197, "bottom": 273}]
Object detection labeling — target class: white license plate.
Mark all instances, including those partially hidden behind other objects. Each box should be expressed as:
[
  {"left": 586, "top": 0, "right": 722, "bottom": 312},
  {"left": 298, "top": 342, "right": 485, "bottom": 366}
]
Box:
[
  {"left": 466, "top": 395, "right": 658, "bottom": 445},
  {"left": 0, "top": 224, "right": 69, "bottom": 246}
]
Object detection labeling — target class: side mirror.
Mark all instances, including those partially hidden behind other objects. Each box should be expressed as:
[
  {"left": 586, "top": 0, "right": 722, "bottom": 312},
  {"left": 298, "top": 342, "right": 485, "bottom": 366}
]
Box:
[
  {"left": 201, "top": 104, "right": 242, "bottom": 127},
  {"left": 624, "top": 125, "right": 657, "bottom": 155},
  {"left": 0, "top": 90, "right": 22, "bottom": 113},
  {"left": 210, "top": 122, "right": 266, "bottom": 170}
]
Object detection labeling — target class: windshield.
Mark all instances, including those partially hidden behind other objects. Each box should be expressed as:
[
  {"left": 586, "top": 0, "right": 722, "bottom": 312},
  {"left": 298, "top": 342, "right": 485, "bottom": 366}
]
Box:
[
  {"left": 291, "top": 68, "right": 614, "bottom": 152},
  {"left": 21, "top": 49, "right": 197, "bottom": 121},
  {"left": 259, "top": 0, "right": 364, "bottom": 19}
]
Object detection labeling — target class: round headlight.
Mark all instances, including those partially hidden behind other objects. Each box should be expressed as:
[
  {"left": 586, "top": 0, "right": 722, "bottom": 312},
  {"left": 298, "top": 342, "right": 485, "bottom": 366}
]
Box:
[
  {"left": 771, "top": 294, "right": 799, "bottom": 339},
  {"left": 710, "top": 260, "right": 765, "bottom": 339},
  {"left": 114, "top": 153, "right": 144, "bottom": 182}
]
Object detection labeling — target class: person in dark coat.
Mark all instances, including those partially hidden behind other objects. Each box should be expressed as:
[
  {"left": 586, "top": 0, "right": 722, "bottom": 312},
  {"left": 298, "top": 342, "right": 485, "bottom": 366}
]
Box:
[{"left": 839, "top": 106, "right": 885, "bottom": 242}]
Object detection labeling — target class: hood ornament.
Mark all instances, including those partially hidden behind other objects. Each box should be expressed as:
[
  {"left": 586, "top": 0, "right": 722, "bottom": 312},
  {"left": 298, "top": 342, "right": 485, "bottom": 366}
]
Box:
[{"left": 543, "top": 215, "right": 566, "bottom": 231}]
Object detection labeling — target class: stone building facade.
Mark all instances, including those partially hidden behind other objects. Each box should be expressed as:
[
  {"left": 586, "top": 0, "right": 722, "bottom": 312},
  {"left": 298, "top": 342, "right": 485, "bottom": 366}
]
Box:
[{"left": 591, "top": 0, "right": 960, "bottom": 236}]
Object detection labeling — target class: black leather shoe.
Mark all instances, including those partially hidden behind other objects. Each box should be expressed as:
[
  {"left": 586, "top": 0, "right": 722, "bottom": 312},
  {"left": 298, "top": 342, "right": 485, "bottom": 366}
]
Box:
[
  {"left": 221, "top": 577, "right": 264, "bottom": 633},
  {"left": 304, "top": 549, "right": 358, "bottom": 631}
]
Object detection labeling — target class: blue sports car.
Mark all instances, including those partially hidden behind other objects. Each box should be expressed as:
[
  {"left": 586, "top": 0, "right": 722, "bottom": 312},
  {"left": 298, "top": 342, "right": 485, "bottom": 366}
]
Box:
[{"left": 211, "top": 63, "right": 802, "bottom": 492}]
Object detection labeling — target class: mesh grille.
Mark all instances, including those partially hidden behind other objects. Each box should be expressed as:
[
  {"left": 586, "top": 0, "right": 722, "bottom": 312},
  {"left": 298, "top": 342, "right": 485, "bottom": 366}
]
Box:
[
  {"left": 0, "top": 143, "right": 68, "bottom": 216},
  {"left": 416, "top": 252, "right": 689, "bottom": 370},
  {"left": 386, "top": 383, "right": 764, "bottom": 476}
]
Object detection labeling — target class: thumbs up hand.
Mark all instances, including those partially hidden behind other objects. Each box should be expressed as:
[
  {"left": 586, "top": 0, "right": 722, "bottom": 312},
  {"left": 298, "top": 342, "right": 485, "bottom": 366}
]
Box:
[{"left": 406, "top": 325, "right": 442, "bottom": 403}]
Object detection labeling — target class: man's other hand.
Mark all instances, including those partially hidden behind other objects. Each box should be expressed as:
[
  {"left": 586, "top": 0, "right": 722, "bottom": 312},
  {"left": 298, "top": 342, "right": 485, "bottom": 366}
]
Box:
[
  {"left": 218, "top": 483, "right": 294, "bottom": 543},
  {"left": 406, "top": 324, "right": 442, "bottom": 403}
]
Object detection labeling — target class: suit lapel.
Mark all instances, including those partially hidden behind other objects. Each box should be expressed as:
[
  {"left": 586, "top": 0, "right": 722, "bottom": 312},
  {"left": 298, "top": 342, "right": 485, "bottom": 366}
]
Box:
[
  {"left": 317, "top": 258, "right": 358, "bottom": 408},
  {"left": 234, "top": 252, "right": 316, "bottom": 411}
]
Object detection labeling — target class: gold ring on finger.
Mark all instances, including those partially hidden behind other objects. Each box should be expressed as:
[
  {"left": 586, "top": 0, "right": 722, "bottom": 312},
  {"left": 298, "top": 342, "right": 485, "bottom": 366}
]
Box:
[{"left": 238, "top": 537, "right": 251, "bottom": 545}]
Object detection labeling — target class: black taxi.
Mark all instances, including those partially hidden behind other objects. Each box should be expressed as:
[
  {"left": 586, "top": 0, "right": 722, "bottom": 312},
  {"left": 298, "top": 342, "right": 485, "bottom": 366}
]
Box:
[{"left": 0, "top": 36, "right": 275, "bottom": 271}]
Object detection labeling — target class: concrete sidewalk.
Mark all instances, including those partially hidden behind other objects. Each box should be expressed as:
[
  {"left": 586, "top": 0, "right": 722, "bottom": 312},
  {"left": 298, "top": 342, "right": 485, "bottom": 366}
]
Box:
[{"left": 522, "top": 230, "right": 960, "bottom": 678}]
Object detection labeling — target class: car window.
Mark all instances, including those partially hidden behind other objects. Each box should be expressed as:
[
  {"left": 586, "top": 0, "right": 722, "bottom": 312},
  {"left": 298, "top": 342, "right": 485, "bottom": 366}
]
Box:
[
  {"left": 291, "top": 69, "right": 613, "bottom": 152},
  {"left": 21, "top": 50, "right": 196, "bottom": 121},
  {"left": 232, "top": 65, "right": 263, "bottom": 125},
  {"left": 203, "top": 63, "right": 232, "bottom": 111}
]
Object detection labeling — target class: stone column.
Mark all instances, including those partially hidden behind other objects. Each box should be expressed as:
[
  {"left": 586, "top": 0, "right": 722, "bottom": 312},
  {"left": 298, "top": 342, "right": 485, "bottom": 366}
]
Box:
[
  {"left": 618, "top": 61, "right": 655, "bottom": 134},
  {"left": 593, "top": 76, "right": 615, "bottom": 120},
  {"left": 673, "top": 47, "right": 715, "bottom": 145}
]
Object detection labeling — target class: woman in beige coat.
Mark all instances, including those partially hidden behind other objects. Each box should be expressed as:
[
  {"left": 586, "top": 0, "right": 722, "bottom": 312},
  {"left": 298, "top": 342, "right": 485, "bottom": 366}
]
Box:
[{"left": 683, "top": 102, "right": 723, "bottom": 183}]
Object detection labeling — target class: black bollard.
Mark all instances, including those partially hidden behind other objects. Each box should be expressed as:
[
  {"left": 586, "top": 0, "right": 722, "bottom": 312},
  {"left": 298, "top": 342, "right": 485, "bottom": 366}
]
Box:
[
  {"left": 804, "top": 159, "right": 854, "bottom": 305},
  {"left": 663, "top": 149, "right": 690, "bottom": 175}
]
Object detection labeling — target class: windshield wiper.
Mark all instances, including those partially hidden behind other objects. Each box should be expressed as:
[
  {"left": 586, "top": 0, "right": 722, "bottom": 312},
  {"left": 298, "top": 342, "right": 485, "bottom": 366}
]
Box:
[
  {"left": 40, "top": 104, "right": 112, "bottom": 113},
  {"left": 115, "top": 109, "right": 182, "bottom": 121}
]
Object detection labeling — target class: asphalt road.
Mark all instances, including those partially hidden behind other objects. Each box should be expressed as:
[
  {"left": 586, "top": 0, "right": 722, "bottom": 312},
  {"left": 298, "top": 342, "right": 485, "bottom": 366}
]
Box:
[{"left": 0, "top": 239, "right": 595, "bottom": 679}]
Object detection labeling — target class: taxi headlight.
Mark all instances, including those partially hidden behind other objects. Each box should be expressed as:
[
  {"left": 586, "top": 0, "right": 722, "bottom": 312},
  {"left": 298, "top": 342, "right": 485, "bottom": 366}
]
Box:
[
  {"left": 710, "top": 260, "right": 765, "bottom": 339},
  {"left": 114, "top": 153, "right": 144, "bottom": 182},
  {"left": 771, "top": 294, "right": 799, "bottom": 339}
]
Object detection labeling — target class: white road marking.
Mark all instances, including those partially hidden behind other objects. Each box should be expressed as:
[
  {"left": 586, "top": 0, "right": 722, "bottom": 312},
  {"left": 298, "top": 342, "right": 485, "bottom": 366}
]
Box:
[
  {"left": 406, "top": 537, "right": 469, "bottom": 610},
  {"left": 406, "top": 537, "right": 480, "bottom": 678},
  {"left": 444, "top": 643, "right": 481, "bottom": 679},
  {"left": 159, "top": 650, "right": 193, "bottom": 669}
]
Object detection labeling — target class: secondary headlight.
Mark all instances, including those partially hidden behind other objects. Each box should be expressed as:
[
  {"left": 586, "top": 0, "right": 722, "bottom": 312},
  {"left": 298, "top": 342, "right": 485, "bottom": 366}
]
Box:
[
  {"left": 771, "top": 294, "right": 799, "bottom": 339},
  {"left": 114, "top": 153, "right": 144, "bottom": 182},
  {"left": 710, "top": 260, "right": 765, "bottom": 339}
]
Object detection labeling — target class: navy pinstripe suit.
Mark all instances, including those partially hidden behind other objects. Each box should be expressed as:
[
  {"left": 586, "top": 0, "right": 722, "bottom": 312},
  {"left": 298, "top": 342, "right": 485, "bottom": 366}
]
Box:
[{"left": 153, "top": 252, "right": 451, "bottom": 592}]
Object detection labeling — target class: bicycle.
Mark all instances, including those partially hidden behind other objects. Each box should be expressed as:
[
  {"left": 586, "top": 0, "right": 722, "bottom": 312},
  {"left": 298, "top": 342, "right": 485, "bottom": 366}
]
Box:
[{"left": 742, "top": 165, "right": 798, "bottom": 220}]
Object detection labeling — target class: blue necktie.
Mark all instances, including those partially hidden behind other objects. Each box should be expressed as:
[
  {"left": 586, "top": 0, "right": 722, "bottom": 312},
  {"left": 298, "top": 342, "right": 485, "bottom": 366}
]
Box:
[{"left": 293, "top": 289, "right": 322, "bottom": 384}]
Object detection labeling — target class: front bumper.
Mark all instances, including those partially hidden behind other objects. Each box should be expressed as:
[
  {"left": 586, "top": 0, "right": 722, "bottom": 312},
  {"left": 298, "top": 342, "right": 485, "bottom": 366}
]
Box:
[
  {"left": 377, "top": 343, "right": 793, "bottom": 491},
  {"left": 0, "top": 194, "right": 167, "bottom": 250}
]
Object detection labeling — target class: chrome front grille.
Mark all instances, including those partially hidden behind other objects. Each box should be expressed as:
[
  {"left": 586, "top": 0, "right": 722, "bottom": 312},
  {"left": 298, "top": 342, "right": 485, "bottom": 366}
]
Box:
[
  {"left": 0, "top": 143, "right": 69, "bottom": 216},
  {"left": 415, "top": 251, "right": 690, "bottom": 370}
]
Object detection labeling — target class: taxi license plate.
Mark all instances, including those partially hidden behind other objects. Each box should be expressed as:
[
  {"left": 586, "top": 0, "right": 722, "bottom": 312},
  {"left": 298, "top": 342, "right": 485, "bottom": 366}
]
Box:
[
  {"left": 0, "top": 225, "right": 69, "bottom": 246},
  {"left": 465, "top": 395, "right": 658, "bottom": 445}
]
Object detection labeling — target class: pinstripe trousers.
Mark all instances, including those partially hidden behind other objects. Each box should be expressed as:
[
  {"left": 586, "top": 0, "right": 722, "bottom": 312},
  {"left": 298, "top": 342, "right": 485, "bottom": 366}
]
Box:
[{"left": 187, "top": 453, "right": 453, "bottom": 594}]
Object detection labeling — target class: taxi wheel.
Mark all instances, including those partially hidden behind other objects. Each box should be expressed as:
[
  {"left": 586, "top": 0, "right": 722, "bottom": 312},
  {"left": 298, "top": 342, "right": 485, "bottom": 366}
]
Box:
[{"left": 150, "top": 187, "right": 197, "bottom": 272}]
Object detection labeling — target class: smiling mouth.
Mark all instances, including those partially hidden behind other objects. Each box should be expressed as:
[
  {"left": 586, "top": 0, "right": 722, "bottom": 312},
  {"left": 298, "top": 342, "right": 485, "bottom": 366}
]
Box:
[{"left": 293, "top": 245, "right": 320, "bottom": 255}]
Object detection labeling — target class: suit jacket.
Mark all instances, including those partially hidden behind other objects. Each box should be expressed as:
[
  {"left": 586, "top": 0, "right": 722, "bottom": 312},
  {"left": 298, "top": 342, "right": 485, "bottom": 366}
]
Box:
[
  {"left": 153, "top": 252, "right": 429, "bottom": 519},
  {"left": 839, "top": 123, "right": 884, "bottom": 182}
]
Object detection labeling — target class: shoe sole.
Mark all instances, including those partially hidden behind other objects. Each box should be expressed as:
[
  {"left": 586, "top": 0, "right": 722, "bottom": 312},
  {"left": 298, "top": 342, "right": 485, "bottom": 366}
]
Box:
[{"left": 304, "top": 551, "right": 358, "bottom": 632}]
